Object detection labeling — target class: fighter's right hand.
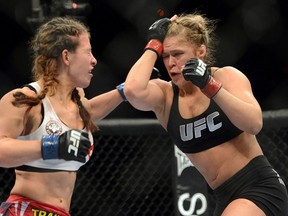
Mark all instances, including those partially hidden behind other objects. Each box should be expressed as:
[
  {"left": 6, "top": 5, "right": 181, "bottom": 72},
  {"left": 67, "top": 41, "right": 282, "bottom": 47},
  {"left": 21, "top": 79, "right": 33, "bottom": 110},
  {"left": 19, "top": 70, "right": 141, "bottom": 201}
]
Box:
[
  {"left": 41, "top": 129, "right": 91, "bottom": 163},
  {"left": 144, "top": 18, "right": 171, "bottom": 57}
]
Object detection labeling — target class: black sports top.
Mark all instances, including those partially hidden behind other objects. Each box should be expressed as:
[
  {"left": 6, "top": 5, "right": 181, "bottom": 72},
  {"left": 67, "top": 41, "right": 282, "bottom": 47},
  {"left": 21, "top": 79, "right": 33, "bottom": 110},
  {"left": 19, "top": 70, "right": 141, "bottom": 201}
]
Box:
[{"left": 167, "top": 83, "right": 243, "bottom": 153}]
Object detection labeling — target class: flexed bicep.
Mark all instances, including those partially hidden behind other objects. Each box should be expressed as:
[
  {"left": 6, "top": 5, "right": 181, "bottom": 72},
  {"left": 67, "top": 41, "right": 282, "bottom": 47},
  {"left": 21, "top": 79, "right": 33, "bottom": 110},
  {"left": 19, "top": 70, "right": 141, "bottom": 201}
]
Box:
[{"left": 126, "top": 79, "right": 166, "bottom": 112}]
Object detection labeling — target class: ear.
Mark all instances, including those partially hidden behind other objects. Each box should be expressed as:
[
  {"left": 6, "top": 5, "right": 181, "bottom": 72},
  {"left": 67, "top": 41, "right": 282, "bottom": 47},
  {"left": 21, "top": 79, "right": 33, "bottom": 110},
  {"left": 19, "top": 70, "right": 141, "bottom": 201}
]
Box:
[
  {"left": 197, "top": 44, "right": 206, "bottom": 59},
  {"left": 61, "top": 49, "right": 70, "bottom": 65}
]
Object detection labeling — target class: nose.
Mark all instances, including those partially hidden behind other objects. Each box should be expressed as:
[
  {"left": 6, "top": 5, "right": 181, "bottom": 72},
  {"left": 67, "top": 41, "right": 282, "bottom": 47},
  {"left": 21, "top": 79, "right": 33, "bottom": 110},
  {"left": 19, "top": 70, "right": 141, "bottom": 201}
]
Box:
[
  {"left": 91, "top": 55, "right": 97, "bottom": 66},
  {"left": 168, "top": 56, "right": 176, "bottom": 68}
]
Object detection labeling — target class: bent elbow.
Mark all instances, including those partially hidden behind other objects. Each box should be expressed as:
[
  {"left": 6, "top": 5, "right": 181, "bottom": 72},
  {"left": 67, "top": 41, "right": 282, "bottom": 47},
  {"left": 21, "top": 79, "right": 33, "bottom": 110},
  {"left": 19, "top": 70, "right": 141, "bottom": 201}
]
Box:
[
  {"left": 124, "top": 80, "right": 142, "bottom": 102},
  {"left": 0, "top": 157, "right": 13, "bottom": 168},
  {"left": 124, "top": 84, "right": 133, "bottom": 98},
  {"left": 249, "top": 118, "right": 263, "bottom": 135}
]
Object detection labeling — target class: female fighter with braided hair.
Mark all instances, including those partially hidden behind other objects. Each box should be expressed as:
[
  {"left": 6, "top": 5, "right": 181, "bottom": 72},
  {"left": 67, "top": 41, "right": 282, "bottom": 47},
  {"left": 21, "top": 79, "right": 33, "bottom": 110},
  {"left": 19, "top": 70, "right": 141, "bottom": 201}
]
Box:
[
  {"left": 124, "top": 13, "right": 288, "bottom": 215},
  {"left": 0, "top": 16, "right": 125, "bottom": 215}
]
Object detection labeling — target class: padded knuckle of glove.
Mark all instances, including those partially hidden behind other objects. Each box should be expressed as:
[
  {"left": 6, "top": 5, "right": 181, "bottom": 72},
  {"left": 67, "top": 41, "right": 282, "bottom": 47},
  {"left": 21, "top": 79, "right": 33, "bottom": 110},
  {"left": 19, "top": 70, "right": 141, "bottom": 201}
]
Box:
[
  {"left": 147, "top": 18, "right": 171, "bottom": 42},
  {"left": 183, "top": 58, "right": 210, "bottom": 89},
  {"left": 183, "top": 58, "right": 222, "bottom": 98},
  {"left": 145, "top": 18, "right": 171, "bottom": 58},
  {"left": 41, "top": 129, "right": 91, "bottom": 163}
]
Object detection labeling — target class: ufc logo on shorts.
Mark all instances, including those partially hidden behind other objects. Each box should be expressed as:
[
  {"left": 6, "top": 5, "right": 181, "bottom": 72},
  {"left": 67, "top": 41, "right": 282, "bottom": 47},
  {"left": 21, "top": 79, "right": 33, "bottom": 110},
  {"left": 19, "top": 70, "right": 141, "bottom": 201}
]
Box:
[
  {"left": 196, "top": 60, "right": 207, "bottom": 76},
  {"left": 180, "top": 111, "right": 222, "bottom": 141},
  {"left": 68, "top": 130, "right": 81, "bottom": 156}
]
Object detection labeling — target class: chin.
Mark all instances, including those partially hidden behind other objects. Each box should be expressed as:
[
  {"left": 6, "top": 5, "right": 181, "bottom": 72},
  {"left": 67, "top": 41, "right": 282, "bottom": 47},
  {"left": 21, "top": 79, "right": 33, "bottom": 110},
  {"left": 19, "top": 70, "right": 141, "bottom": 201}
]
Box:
[
  {"left": 80, "top": 82, "right": 90, "bottom": 89},
  {"left": 171, "top": 77, "right": 183, "bottom": 85}
]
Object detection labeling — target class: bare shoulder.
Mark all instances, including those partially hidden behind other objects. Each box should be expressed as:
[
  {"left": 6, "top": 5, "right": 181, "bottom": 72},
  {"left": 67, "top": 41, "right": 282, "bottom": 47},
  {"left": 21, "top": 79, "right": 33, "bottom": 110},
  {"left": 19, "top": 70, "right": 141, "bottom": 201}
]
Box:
[
  {"left": 0, "top": 87, "right": 36, "bottom": 137},
  {"left": 150, "top": 78, "right": 172, "bottom": 91},
  {"left": 211, "top": 66, "right": 250, "bottom": 83},
  {"left": 0, "top": 86, "right": 39, "bottom": 114},
  {"left": 212, "top": 66, "right": 244, "bottom": 75},
  {"left": 212, "top": 66, "right": 254, "bottom": 97},
  {"left": 1, "top": 87, "right": 25, "bottom": 102}
]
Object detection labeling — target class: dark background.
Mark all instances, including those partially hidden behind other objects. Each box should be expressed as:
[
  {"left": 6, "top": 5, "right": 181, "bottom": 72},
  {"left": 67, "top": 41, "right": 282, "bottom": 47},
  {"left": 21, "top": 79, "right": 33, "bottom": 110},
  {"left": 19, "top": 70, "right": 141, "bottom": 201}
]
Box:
[{"left": 1, "top": 0, "right": 288, "bottom": 119}]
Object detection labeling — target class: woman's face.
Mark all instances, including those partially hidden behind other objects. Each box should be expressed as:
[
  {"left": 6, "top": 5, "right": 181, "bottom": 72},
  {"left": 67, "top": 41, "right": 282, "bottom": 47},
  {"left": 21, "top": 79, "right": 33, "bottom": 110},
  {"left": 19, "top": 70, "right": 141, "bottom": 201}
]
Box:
[
  {"left": 162, "top": 35, "right": 199, "bottom": 86},
  {"left": 66, "top": 33, "right": 97, "bottom": 88}
]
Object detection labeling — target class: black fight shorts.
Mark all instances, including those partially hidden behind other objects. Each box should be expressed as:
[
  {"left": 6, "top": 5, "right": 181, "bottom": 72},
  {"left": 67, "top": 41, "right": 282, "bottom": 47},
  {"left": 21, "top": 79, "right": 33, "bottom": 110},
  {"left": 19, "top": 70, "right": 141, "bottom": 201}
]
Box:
[{"left": 213, "top": 155, "right": 288, "bottom": 216}]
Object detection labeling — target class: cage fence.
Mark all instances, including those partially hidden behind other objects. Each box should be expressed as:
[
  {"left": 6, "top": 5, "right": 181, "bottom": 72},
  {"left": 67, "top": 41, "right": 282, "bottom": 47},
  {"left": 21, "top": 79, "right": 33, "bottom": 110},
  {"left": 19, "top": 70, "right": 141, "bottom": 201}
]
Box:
[{"left": 0, "top": 111, "right": 288, "bottom": 216}]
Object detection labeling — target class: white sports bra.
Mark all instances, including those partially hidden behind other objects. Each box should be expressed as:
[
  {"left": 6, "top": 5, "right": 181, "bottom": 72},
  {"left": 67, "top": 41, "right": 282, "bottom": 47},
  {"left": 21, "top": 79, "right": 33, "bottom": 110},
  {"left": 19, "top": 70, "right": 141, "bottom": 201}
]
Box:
[{"left": 16, "top": 82, "right": 94, "bottom": 172}]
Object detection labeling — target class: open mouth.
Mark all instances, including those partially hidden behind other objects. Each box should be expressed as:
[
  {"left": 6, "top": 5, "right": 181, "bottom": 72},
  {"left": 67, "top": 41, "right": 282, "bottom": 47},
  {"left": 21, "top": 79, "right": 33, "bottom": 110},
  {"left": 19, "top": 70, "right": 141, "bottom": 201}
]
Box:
[{"left": 170, "top": 72, "right": 180, "bottom": 77}]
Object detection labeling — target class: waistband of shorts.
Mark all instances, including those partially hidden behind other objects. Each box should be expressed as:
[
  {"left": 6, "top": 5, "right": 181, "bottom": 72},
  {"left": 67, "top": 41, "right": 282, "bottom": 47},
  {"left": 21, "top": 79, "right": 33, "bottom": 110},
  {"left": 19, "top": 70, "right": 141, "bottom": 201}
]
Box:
[
  {"left": 214, "top": 155, "right": 272, "bottom": 195},
  {"left": 7, "top": 194, "right": 71, "bottom": 216}
]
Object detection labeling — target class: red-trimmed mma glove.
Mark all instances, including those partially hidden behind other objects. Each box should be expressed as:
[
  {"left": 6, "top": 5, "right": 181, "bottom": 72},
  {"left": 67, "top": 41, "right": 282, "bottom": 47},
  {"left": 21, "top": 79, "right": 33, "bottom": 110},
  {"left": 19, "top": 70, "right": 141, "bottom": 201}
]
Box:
[
  {"left": 144, "top": 18, "right": 171, "bottom": 57},
  {"left": 41, "top": 129, "right": 91, "bottom": 163},
  {"left": 183, "top": 58, "right": 222, "bottom": 98}
]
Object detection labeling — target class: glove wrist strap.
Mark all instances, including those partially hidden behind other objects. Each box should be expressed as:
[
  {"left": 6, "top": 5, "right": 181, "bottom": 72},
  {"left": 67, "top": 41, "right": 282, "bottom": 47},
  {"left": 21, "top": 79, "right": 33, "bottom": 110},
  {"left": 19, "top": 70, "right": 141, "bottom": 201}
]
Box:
[
  {"left": 116, "top": 82, "right": 127, "bottom": 102},
  {"left": 42, "top": 135, "right": 59, "bottom": 159},
  {"left": 201, "top": 77, "right": 222, "bottom": 98},
  {"left": 144, "top": 39, "right": 163, "bottom": 57}
]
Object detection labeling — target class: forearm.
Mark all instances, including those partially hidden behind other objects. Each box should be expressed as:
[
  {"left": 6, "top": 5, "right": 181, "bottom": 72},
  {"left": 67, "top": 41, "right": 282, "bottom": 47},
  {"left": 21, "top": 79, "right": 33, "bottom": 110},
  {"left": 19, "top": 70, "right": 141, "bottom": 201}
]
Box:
[
  {"left": 125, "top": 50, "right": 158, "bottom": 95},
  {"left": 213, "top": 89, "right": 262, "bottom": 134},
  {"left": 90, "top": 90, "right": 123, "bottom": 121},
  {"left": 0, "top": 138, "right": 41, "bottom": 167},
  {"left": 125, "top": 17, "right": 169, "bottom": 95}
]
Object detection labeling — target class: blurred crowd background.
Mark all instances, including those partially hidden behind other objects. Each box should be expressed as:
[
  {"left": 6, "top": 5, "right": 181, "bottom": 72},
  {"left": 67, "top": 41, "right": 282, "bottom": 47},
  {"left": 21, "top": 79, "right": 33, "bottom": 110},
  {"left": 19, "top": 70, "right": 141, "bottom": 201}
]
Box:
[{"left": 0, "top": 0, "right": 287, "bottom": 119}]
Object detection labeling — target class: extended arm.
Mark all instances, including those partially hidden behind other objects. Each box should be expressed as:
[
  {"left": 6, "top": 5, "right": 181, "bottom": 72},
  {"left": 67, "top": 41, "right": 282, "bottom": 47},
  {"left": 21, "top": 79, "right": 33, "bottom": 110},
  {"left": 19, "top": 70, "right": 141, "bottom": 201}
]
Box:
[{"left": 85, "top": 88, "right": 124, "bottom": 122}]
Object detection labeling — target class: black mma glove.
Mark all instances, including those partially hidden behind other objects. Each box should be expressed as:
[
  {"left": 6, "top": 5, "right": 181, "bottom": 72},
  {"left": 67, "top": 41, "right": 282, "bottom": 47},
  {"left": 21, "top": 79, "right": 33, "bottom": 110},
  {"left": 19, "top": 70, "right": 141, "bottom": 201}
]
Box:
[
  {"left": 41, "top": 129, "right": 91, "bottom": 163},
  {"left": 144, "top": 18, "right": 171, "bottom": 57},
  {"left": 183, "top": 58, "right": 222, "bottom": 98}
]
